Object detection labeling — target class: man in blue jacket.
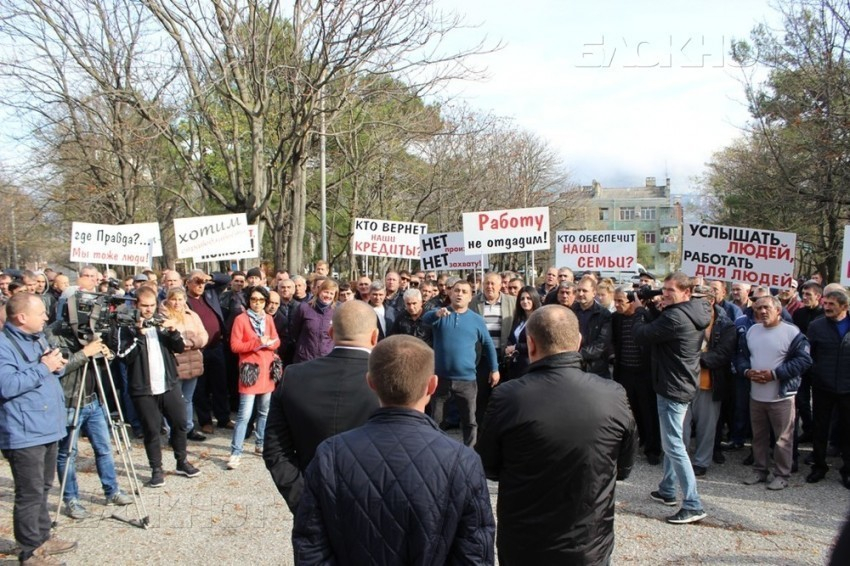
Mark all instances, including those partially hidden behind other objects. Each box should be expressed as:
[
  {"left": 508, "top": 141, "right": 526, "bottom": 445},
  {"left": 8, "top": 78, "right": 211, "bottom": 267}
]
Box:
[
  {"left": 0, "top": 293, "right": 77, "bottom": 563},
  {"left": 292, "top": 335, "right": 495, "bottom": 565}
]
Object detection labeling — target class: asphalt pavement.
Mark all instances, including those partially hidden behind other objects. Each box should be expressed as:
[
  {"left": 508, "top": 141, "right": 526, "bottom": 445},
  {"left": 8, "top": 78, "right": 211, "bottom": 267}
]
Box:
[{"left": 0, "top": 429, "right": 846, "bottom": 565}]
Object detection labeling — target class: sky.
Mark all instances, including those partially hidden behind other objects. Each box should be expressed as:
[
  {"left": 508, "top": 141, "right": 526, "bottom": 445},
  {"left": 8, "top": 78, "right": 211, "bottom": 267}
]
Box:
[{"left": 434, "top": 0, "right": 783, "bottom": 192}]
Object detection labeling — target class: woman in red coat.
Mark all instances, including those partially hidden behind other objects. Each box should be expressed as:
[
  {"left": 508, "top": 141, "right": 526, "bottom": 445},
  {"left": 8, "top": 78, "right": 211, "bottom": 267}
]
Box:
[{"left": 227, "top": 286, "right": 279, "bottom": 469}]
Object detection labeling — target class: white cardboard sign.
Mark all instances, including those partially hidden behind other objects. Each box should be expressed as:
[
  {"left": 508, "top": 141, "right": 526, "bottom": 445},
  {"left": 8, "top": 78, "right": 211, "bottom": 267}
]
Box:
[
  {"left": 462, "top": 206, "right": 549, "bottom": 254},
  {"left": 419, "top": 232, "right": 487, "bottom": 271},
  {"left": 70, "top": 222, "right": 162, "bottom": 267},
  {"left": 353, "top": 218, "right": 428, "bottom": 259}
]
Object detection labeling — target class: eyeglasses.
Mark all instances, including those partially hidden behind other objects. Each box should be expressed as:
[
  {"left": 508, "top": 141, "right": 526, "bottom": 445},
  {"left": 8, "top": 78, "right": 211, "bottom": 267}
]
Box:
[
  {"left": 400, "top": 276, "right": 410, "bottom": 282},
  {"left": 410, "top": 281, "right": 419, "bottom": 288},
  {"left": 250, "top": 297, "right": 266, "bottom": 303},
  {"left": 191, "top": 278, "right": 208, "bottom": 284}
]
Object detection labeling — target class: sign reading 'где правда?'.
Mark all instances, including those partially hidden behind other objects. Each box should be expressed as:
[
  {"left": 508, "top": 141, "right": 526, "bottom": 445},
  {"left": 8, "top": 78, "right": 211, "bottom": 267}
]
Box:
[
  {"left": 462, "top": 207, "right": 549, "bottom": 255},
  {"left": 70, "top": 222, "right": 163, "bottom": 267},
  {"left": 682, "top": 222, "right": 797, "bottom": 289},
  {"left": 353, "top": 218, "right": 428, "bottom": 259}
]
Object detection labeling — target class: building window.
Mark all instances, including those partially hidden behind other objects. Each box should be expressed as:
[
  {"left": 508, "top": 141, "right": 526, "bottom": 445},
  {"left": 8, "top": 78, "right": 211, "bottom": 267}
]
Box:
[
  {"left": 619, "top": 207, "right": 635, "bottom": 221},
  {"left": 643, "top": 232, "right": 657, "bottom": 244},
  {"left": 599, "top": 208, "right": 609, "bottom": 221},
  {"left": 640, "top": 207, "right": 656, "bottom": 220}
]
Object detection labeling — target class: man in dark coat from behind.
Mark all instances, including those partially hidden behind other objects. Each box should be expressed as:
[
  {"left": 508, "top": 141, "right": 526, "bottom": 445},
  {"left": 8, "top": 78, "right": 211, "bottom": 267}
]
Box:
[
  {"left": 263, "top": 300, "right": 380, "bottom": 513},
  {"left": 477, "top": 305, "right": 635, "bottom": 565},
  {"left": 293, "top": 335, "right": 495, "bottom": 565}
]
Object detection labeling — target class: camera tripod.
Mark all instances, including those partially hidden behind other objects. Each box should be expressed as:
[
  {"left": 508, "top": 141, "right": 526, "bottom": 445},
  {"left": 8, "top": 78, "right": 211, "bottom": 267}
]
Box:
[{"left": 52, "top": 352, "right": 150, "bottom": 529}]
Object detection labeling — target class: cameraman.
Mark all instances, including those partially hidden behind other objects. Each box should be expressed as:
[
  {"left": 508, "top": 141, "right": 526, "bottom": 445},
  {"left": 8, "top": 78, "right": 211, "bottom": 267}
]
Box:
[
  {"left": 47, "top": 312, "right": 133, "bottom": 520},
  {"left": 109, "top": 286, "right": 201, "bottom": 487}
]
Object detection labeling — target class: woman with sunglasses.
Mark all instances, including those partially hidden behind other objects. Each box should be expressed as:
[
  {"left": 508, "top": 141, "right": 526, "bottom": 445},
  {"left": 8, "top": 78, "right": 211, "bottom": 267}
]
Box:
[
  {"left": 503, "top": 286, "right": 542, "bottom": 381},
  {"left": 227, "top": 286, "right": 279, "bottom": 469}
]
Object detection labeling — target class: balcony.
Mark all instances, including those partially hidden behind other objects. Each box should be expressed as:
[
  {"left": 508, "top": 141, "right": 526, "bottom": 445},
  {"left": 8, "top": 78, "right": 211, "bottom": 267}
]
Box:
[
  {"left": 658, "top": 241, "right": 679, "bottom": 254},
  {"left": 658, "top": 215, "right": 679, "bottom": 229}
]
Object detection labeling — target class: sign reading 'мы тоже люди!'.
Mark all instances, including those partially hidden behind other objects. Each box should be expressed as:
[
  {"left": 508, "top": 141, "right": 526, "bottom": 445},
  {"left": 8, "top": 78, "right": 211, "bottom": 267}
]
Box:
[{"left": 70, "top": 222, "right": 163, "bottom": 267}]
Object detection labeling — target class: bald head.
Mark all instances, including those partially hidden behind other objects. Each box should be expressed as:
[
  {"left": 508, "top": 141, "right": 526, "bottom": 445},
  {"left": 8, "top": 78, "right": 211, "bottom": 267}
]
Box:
[
  {"left": 526, "top": 305, "right": 581, "bottom": 360},
  {"left": 331, "top": 300, "right": 379, "bottom": 347}
]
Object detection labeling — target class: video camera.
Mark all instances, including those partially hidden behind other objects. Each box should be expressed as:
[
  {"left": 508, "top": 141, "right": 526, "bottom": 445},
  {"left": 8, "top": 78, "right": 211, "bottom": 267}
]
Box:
[
  {"left": 636, "top": 285, "right": 663, "bottom": 301},
  {"left": 67, "top": 290, "right": 140, "bottom": 344}
]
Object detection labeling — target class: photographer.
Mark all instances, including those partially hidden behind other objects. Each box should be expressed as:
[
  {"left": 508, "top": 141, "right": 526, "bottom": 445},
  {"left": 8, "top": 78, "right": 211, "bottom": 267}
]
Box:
[
  {"left": 109, "top": 286, "right": 201, "bottom": 487},
  {"left": 47, "top": 312, "right": 133, "bottom": 520}
]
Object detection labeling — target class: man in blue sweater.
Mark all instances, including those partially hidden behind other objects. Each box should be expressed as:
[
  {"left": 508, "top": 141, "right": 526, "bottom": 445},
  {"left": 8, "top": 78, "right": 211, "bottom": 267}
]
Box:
[{"left": 423, "top": 280, "right": 499, "bottom": 447}]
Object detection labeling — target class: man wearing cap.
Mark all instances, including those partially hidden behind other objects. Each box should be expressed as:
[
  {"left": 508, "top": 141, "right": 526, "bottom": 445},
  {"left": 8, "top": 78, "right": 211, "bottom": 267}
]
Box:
[{"left": 185, "top": 270, "right": 233, "bottom": 433}]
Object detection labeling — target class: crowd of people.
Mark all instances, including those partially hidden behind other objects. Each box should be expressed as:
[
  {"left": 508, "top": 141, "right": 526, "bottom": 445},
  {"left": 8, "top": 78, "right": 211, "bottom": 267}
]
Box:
[{"left": 0, "top": 261, "right": 848, "bottom": 564}]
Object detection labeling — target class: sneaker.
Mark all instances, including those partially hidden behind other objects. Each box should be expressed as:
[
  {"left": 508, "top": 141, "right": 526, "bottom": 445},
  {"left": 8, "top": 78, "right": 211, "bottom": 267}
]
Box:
[
  {"left": 176, "top": 460, "right": 201, "bottom": 478},
  {"left": 692, "top": 465, "right": 707, "bottom": 477},
  {"left": 107, "top": 492, "right": 134, "bottom": 506},
  {"left": 650, "top": 490, "right": 677, "bottom": 506},
  {"left": 65, "top": 499, "right": 89, "bottom": 520},
  {"left": 766, "top": 477, "right": 788, "bottom": 490},
  {"left": 254, "top": 445, "right": 263, "bottom": 455},
  {"left": 227, "top": 455, "right": 241, "bottom": 470},
  {"left": 148, "top": 468, "right": 165, "bottom": 488},
  {"left": 39, "top": 536, "right": 77, "bottom": 556},
  {"left": 743, "top": 473, "right": 768, "bottom": 485},
  {"left": 666, "top": 507, "right": 707, "bottom": 524}
]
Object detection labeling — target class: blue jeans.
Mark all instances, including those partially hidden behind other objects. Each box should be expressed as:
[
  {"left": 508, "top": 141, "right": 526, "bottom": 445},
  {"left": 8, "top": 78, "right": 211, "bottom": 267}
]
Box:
[
  {"left": 56, "top": 400, "right": 120, "bottom": 503},
  {"left": 657, "top": 395, "right": 702, "bottom": 511},
  {"left": 181, "top": 377, "right": 199, "bottom": 431},
  {"left": 230, "top": 392, "right": 271, "bottom": 456}
]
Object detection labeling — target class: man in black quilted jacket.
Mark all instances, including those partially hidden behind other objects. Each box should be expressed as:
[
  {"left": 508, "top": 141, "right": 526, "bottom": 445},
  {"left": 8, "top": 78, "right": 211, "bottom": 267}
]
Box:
[{"left": 292, "top": 335, "right": 495, "bottom": 565}]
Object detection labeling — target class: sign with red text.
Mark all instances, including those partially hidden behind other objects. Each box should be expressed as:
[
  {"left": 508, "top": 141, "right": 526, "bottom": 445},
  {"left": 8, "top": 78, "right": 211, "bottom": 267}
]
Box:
[
  {"left": 555, "top": 230, "right": 637, "bottom": 271},
  {"left": 174, "top": 213, "right": 251, "bottom": 260},
  {"left": 70, "top": 222, "right": 163, "bottom": 267},
  {"left": 841, "top": 225, "right": 850, "bottom": 287},
  {"left": 682, "top": 223, "right": 796, "bottom": 289},
  {"left": 419, "top": 232, "right": 488, "bottom": 271},
  {"left": 353, "top": 218, "right": 428, "bottom": 259},
  {"left": 193, "top": 224, "right": 260, "bottom": 263},
  {"left": 462, "top": 206, "right": 549, "bottom": 254}
]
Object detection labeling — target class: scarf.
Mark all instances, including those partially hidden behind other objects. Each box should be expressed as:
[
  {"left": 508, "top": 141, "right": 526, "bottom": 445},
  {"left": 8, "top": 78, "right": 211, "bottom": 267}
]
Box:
[{"left": 246, "top": 309, "right": 265, "bottom": 337}]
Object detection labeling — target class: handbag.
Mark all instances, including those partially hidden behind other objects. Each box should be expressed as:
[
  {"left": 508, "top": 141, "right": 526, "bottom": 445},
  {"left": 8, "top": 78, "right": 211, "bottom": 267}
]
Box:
[
  {"left": 239, "top": 362, "right": 260, "bottom": 387},
  {"left": 270, "top": 353, "right": 284, "bottom": 384},
  {"left": 174, "top": 349, "right": 204, "bottom": 380}
]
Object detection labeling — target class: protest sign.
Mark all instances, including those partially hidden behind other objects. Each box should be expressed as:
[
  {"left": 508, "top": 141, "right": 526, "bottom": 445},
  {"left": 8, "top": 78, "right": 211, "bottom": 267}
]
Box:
[
  {"left": 419, "top": 232, "right": 487, "bottom": 271},
  {"left": 682, "top": 223, "right": 796, "bottom": 289},
  {"left": 353, "top": 218, "right": 427, "bottom": 259},
  {"left": 555, "top": 230, "right": 637, "bottom": 271},
  {"left": 193, "top": 224, "right": 260, "bottom": 263},
  {"left": 174, "top": 213, "right": 251, "bottom": 260},
  {"left": 70, "top": 222, "right": 163, "bottom": 267},
  {"left": 462, "top": 207, "right": 549, "bottom": 255}
]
